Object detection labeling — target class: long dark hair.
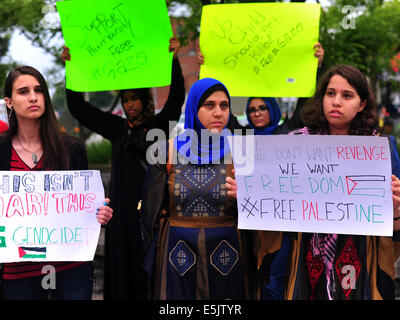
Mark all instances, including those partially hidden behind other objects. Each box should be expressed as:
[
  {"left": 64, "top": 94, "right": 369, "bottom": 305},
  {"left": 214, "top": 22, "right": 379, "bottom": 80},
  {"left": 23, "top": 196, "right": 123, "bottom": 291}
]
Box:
[
  {"left": 4, "top": 66, "right": 69, "bottom": 169},
  {"left": 301, "top": 64, "right": 379, "bottom": 135}
]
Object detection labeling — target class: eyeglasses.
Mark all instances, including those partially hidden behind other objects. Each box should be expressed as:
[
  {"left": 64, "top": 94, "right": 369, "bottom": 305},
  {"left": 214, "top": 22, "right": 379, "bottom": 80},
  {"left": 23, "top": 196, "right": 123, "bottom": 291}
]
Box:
[{"left": 248, "top": 105, "right": 269, "bottom": 114}]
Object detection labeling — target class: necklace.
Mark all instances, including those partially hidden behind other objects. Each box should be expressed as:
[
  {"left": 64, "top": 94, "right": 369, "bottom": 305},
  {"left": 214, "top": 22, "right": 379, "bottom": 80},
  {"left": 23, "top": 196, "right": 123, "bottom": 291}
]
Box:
[{"left": 16, "top": 135, "right": 42, "bottom": 165}]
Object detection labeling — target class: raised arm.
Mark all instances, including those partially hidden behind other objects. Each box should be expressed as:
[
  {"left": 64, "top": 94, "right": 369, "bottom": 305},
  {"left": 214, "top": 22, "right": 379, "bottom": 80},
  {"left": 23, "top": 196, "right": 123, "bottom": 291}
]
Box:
[
  {"left": 65, "top": 89, "right": 125, "bottom": 141},
  {"left": 62, "top": 46, "right": 125, "bottom": 141},
  {"left": 147, "top": 37, "right": 185, "bottom": 136}
]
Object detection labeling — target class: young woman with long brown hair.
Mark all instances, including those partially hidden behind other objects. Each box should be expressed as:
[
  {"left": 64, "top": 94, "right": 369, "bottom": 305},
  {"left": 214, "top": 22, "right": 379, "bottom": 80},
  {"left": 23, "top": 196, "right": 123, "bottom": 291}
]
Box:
[
  {"left": 1, "top": 65, "right": 112, "bottom": 300},
  {"left": 226, "top": 64, "right": 400, "bottom": 300}
]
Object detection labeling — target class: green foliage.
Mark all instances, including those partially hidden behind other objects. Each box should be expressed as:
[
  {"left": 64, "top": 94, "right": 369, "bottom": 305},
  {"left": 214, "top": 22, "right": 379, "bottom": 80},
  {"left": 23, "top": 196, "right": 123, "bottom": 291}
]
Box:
[
  {"left": 0, "top": 61, "right": 18, "bottom": 97},
  {"left": 86, "top": 139, "right": 112, "bottom": 165},
  {"left": 167, "top": 0, "right": 203, "bottom": 45},
  {"left": 52, "top": 82, "right": 67, "bottom": 111},
  {"left": 0, "top": 0, "right": 45, "bottom": 31},
  {"left": 0, "top": 0, "right": 48, "bottom": 93},
  {"left": 319, "top": 0, "right": 400, "bottom": 91}
]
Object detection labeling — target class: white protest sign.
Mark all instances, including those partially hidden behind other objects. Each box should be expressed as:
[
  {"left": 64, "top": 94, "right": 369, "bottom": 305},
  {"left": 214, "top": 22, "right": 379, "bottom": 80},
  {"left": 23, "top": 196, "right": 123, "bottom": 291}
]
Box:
[
  {"left": 0, "top": 170, "right": 104, "bottom": 262},
  {"left": 228, "top": 135, "right": 393, "bottom": 236}
]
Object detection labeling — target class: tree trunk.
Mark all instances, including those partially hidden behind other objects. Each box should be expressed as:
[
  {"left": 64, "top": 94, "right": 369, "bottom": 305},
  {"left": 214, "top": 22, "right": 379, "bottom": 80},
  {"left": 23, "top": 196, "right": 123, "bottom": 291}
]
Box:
[{"left": 370, "top": 74, "right": 380, "bottom": 105}]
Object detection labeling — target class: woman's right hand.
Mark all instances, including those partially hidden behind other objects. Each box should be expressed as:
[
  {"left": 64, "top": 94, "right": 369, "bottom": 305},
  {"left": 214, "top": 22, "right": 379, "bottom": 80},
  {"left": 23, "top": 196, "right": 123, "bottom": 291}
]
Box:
[
  {"left": 226, "top": 176, "right": 237, "bottom": 199},
  {"left": 226, "top": 168, "right": 237, "bottom": 199},
  {"left": 392, "top": 174, "right": 400, "bottom": 231},
  {"left": 61, "top": 46, "right": 71, "bottom": 63}
]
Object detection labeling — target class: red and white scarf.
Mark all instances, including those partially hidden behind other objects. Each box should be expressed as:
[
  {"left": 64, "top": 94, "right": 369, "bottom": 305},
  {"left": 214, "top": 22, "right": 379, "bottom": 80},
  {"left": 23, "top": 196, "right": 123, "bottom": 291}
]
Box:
[{"left": 311, "top": 233, "right": 338, "bottom": 300}]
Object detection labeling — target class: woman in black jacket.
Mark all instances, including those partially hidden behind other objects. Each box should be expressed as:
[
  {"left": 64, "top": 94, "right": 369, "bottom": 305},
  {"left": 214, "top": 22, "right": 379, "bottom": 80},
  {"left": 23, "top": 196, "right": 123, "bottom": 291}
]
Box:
[
  {"left": 62, "top": 36, "right": 186, "bottom": 299},
  {"left": 1, "top": 65, "right": 112, "bottom": 300}
]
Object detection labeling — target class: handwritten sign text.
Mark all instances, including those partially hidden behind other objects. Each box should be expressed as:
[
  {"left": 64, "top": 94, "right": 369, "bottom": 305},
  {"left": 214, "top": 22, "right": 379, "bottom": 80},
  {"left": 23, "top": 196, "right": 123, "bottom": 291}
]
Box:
[
  {"left": 229, "top": 135, "right": 393, "bottom": 236},
  {"left": 0, "top": 170, "right": 104, "bottom": 262}
]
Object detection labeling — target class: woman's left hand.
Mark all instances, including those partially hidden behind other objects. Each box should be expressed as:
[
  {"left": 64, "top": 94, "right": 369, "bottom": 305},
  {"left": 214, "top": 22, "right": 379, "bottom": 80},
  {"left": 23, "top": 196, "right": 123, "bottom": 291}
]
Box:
[
  {"left": 391, "top": 175, "right": 400, "bottom": 231},
  {"left": 198, "top": 51, "right": 204, "bottom": 65},
  {"left": 97, "top": 198, "right": 113, "bottom": 226},
  {"left": 313, "top": 42, "right": 324, "bottom": 68},
  {"left": 169, "top": 36, "right": 181, "bottom": 58}
]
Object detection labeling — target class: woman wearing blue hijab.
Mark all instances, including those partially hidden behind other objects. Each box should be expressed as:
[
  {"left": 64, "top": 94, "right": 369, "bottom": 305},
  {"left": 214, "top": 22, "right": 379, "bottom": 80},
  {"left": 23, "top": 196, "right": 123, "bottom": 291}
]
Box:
[
  {"left": 174, "top": 78, "right": 232, "bottom": 164},
  {"left": 245, "top": 97, "right": 282, "bottom": 135},
  {"left": 141, "top": 78, "right": 255, "bottom": 300},
  {"left": 243, "top": 97, "right": 291, "bottom": 300}
]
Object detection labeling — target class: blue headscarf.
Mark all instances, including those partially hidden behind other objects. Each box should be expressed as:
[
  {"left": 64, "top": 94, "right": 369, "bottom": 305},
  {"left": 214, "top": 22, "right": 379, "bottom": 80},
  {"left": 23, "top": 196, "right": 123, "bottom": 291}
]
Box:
[
  {"left": 174, "top": 78, "right": 231, "bottom": 165},
  {"left": 245, "top": 97, "right": 281, "bottom": 135}
]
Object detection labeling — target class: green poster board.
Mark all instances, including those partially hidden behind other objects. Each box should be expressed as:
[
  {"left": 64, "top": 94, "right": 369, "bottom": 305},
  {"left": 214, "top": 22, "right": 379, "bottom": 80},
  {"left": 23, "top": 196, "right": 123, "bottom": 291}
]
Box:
[
  {"left": 199, "top": 3, "right": 321, "bottom": 97},
  {"left": 57, "top": 0, "right": 173, "bottom": 91}
]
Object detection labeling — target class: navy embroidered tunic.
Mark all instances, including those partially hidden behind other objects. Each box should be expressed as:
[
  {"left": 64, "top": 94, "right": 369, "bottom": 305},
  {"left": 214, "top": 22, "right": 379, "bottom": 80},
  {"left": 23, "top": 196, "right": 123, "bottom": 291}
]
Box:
[{"left": 153, "top": 161, "right": 249, "bottom": 300}]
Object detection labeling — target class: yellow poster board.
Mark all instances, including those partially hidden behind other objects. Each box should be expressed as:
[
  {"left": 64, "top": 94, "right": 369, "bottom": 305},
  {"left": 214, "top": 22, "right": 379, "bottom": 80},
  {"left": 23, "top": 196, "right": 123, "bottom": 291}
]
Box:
[{"left": 199, "top": 3, "right": 321, "bottom": 97}]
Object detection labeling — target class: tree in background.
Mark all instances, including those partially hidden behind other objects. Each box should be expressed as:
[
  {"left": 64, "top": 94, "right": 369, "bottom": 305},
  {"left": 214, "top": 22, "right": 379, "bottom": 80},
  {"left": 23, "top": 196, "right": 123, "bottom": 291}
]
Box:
[
  {"left": 319, "top": 0, "right": 400, "bottom": 95},
  {"left": 0, "top": 0, "right": 46, "bottom": 95},
  {"left": 2, "top": 0, "right": 400, "bottom": 138}
]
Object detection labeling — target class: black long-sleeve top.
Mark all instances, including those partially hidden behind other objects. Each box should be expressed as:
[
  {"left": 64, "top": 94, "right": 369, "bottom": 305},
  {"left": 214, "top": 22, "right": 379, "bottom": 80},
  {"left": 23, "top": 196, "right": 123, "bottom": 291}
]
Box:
[
  {"left": 65, "top": 57, "right": 185, "bottom": 299},
  {"left": 66, "top": 58, "right": 185, "bottom": 146}
]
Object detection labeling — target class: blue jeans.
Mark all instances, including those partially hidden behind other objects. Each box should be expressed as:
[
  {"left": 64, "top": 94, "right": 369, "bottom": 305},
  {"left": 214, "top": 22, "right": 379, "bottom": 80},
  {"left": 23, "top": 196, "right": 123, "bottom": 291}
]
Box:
[{"left": 2, "top": 263, "right": 93, "bottom": 300}]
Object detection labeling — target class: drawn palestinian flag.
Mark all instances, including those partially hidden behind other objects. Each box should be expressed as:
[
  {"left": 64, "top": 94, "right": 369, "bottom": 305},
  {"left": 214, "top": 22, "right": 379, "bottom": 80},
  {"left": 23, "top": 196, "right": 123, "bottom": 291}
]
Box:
[
  {"left": 345, "top": 175, "right": 385, "bottom": 197},
  {"left": 18, "top": 247, "right": 47, "bottom": 259}
]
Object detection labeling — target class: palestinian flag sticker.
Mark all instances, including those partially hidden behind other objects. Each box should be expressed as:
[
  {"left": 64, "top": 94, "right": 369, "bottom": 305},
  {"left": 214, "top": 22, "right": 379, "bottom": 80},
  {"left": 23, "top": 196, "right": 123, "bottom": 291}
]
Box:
[{"left": 18, "top": 247, "right": 47, "bottom": 259}]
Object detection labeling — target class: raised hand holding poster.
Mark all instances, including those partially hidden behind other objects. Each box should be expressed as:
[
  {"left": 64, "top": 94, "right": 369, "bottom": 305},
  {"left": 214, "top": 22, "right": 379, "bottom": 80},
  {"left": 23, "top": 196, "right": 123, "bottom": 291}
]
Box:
[
  {"left": 199, "top": 3, "right": 321, "bottom": 97},
  {"left": 56, "top": 0, "right": 173, "bottom": 91},
  {"left": 229, "top": 135, "right": 393, "bottom": 236},
  {"left": 0, "top": 170, "right": 104, "bottom": 262}
]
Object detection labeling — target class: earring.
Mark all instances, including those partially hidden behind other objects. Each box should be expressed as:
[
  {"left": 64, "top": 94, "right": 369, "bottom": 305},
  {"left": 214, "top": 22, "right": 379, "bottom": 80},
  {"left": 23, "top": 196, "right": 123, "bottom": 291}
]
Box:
[{"left": 7, "top": 106, "right": 13, "bottom": 121}]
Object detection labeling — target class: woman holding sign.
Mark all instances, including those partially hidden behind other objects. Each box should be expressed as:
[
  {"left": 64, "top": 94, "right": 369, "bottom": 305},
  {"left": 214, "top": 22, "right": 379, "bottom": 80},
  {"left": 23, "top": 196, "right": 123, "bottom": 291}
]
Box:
[
  {"left": 227, "top": 64, "right": 400, "bottom": 300},
  {"left": 1, "top": 66, "right": 113, "bottom": 300},
  {"left": 284, "top": 64, "right": 400, "bottom": 300},
  {"left": 140, "top": 77, "right": 256, "bottom": 299},
  {"left": 62, "top": 36, "right": 185, "bottom": 299}
]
